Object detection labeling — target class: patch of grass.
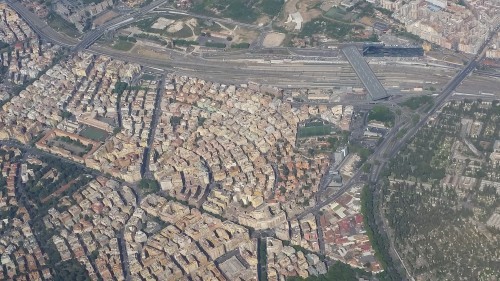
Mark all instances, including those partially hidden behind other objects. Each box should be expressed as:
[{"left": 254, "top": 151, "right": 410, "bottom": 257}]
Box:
[
  {"left": 224, "top": 0, "right": 258, "bottom": 22},
  {"left": 201, "top": 22, "right": 225, "bottom": 33},
  {"left": 298, "top": 125, "right": 332, "bottom": 138},
  {"left": 354, "top": 1, "right": 375, "bottom": 18},
  {"left": 375, "top": 7, "right": 393, "bottom": 16},
  {"left": 257, "top": 238, "right": 268, "bottom": 281},
  {"left": 118, "top": 35, "right": 137, "bottom": 43},
  {"left": 139, "top": 179, "right": 160, "bottom": 195},
  {"left": 361, "top": 185, "right": 400, "bottom": 279},
  {"left": 324, "top": 7, "right": 349, "bottom": 22},
  {"left": 287, "top": 261, "right": 374, "bottom": 281},
  {"left": 192, "top": 0, "right": 258, "bottom": 23},
  {"left": 136, "top": 17, "right": 158, "bottom": 31},
  {"left": 52, "top": 259, "right": 90, "bottom": 281},
  {"left": 348, "top": 143, "right": 372, "bottom": 164},
  {"left": 112, "top": 40, "right": 134, "bottom": 51},
  {"left": 396, "top": 127, "right": 408, "bottom": 139},
  {"left": 400, "top": 95, "right": 434, "bottom": 110},
  {"left": 173, "top": 39, "right": 199, "bottom": 46},
  {"left": 368, "top": 105, "right": 395, "bottom": 127},
  {"left": 231, "top": 42, "right": 250, "bottom": 49},
  {"left": 258, "top": 0, "right": 284, "bottom": 16},
  {"left": 135, "top": 33, "right": 170, "bottom": 45},
  {"left": 80, "top": 126, "right": 108, "bottom": 142},
  {"left": 205, "top": 41, "right": 226, "bottom": 48},
  {"left": 299, "top": 19, "right": 362, "bottom": 40},
  {"left": 47, "top": 12, "right": 80, "bottom": 37},
  {"left": 0, "top": 40, "right": 9, "bottom": 50}
]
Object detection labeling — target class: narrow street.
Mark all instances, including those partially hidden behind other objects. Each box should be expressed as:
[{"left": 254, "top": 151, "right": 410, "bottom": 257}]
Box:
[{"left": 141, "top": 74, "right": 166, "bottom": 179}]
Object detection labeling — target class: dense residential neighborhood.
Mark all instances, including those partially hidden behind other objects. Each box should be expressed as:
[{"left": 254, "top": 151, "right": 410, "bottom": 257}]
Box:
[{"left": 0, "top": 0, "right": 499, "bottom": 280}]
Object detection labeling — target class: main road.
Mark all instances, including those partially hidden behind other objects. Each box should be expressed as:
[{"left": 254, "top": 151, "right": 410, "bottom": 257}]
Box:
[
  {"left": 6, "top": 0, "right": 78, "bottom": 47},
  {"left": 293, "top": 24, "right": 499, "bottom": 220},
  {"left": 383, "top": 24, "right": 499, "bottom": 164},
  {"left": 5, "top": 0, "right": 171, "bottom": 50},
  {"left": 74, "top": 0, "right": 170, "bottom": 50}
]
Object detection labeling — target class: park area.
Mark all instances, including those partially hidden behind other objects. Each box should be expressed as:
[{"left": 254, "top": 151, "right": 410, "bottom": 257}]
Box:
[{"left": 368, "top": 106, "right": 395, "bottom": 127}]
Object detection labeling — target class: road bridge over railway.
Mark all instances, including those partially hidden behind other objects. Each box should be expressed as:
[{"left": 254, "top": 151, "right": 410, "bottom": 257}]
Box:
[{"left": 342, "top": 45, "right": 389, "bottom": 101}]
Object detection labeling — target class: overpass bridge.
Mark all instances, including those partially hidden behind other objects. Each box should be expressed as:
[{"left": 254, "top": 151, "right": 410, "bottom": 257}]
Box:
[
  {"left": 7, "top": 0, "right": 169, "bottom": 51},
  {"left": 73, "top": 0, "right": 169, "bottom": 51},
  {"left": 342, "top": 45, "right": 389, "bottom": 101}
]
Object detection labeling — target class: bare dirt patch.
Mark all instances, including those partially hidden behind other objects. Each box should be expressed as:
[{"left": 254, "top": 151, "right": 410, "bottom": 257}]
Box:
[
  {"left": 167, "top": 21, "right": 185, "bottom": 33},
  {"left": 263, "top": 32, "right": 286, "bottom": 47},
  {"left": 151, "top": 17, "right": 175, "bottom": 29},
  {"left": 256, "top": 15, "right": 271, "bottom": 26},
  {"left": 320, "top": 1, "right": 336, "bottom": 11},
  {"left": 130, "top": 45, "right": 171, "bottom": 60},
  {"left": 94, "top": 10, "right": 118, "bottom": 26},
  {"left": 279, "top": 0, "right": 323, "bottom": 30},
  {"left": 232, "top": 27, "right": 259, "bottom": 43},
  {"left": 302, "top": 9, "right": 323, "bottom": 22}
]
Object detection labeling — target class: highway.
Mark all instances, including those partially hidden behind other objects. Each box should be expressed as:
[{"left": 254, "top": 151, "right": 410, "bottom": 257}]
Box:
[
  {"left": 293, "top": 25, "right": 499, "bottom": 220},
  {"left": 74, "top": 0, "right": 170, "bottom": 51},
  {"left": 5, "top": 0, "right": 171, "bottom": 51},
  {"left": 383, "top": 26, "right": 498, "bottom": 164},
  {"left": 6, "top": 0, "right": 78, "bottom": 47},
  {"left": 292, "top": 111, "right": 408, "bottom": 220}
]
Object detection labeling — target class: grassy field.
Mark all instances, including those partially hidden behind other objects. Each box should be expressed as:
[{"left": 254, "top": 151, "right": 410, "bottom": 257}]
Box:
[
  {"left": 205, "top": 42, "right": 226, "bottom": 48},
  {"left": 400, "top": 95, "right": 434, "bottom": 110},
  {"left": 193, "top": 0, "right": 259, "bottom": 23},
  {"left": 259, "top": 0, "right": 284, "bottom": 16},
  {"left": 305, "top": 121, "right": 325, "bottom": 127},
  {"left": 324, "top": 7, "right": 349, "bottom": 21},
  {"left": 231, "top": 42, "right": 250, "bottom": 49},
  {"left": 299, "top": 19, "right": 362, "bottom": 40},
  {"left": 368, "top": 105, "right": 395, "bottom": 126},
  {"left": 80, "top": 126, "right": 109, "bottom": 142},
  {"left": 47, "top": 13, "right": 80, "bottom": 37},
  {"left": 112, "top": 40, "right": 134, "bottom": 51},
  {"left": 298, "top": 125, "right": 332, "bottom": 138}
]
